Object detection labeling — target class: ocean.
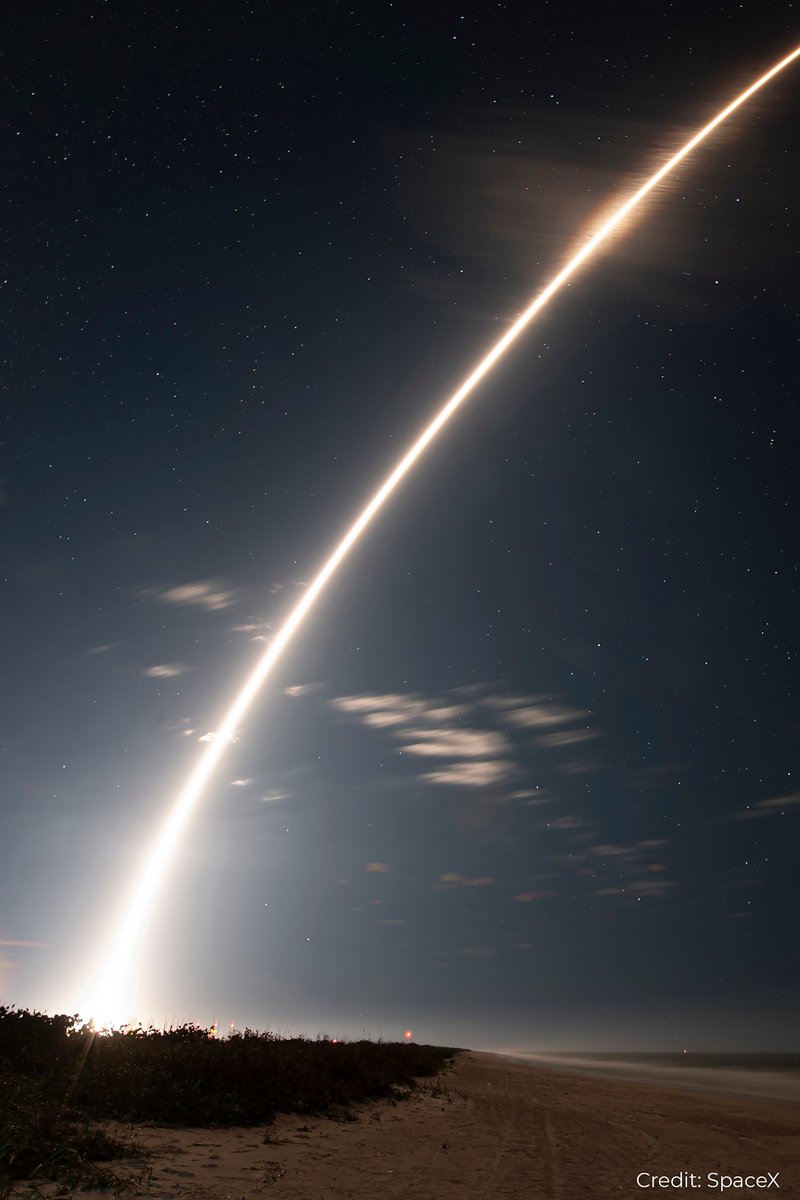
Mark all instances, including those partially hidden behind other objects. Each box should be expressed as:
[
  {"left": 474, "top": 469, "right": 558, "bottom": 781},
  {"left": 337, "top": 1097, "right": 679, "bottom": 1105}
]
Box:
[{"left": 501, "top": 1051, "right": 800, "bottom": 1104}]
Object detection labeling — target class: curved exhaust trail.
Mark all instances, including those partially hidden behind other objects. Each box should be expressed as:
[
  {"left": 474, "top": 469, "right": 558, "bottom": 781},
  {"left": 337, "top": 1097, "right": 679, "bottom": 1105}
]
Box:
[{"left": 80, "top": 44, "right": 800, "bottom": 1025}]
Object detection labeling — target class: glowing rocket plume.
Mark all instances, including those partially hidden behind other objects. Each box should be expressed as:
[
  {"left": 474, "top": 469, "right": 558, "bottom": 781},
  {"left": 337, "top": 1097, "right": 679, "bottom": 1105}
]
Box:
[{"left": 80, "top": 45, "right": 800, "bottom": 1024}]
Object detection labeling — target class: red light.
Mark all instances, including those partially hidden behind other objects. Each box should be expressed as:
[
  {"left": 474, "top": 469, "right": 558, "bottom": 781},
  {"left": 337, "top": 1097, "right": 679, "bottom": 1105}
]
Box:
[{"left": 403, "top": 1029, "right": 413, "bottom": 1041}]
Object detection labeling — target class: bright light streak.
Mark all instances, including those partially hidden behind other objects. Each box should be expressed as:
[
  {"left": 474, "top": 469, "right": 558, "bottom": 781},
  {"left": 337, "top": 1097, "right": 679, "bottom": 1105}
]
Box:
[{"left": 78, "top": 45, "right": 800, "bottom": 1027}]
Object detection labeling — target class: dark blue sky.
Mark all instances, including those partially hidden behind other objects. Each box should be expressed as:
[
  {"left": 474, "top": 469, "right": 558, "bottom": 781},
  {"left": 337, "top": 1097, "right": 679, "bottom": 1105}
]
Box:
[{"left": 2, "top": 3, "right": 798, "bottom": 1049}]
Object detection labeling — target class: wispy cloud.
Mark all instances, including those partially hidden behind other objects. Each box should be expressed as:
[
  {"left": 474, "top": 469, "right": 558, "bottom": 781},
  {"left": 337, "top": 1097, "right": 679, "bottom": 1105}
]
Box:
[
  {"left": 425, "top": 704, "right": 471, "bottom": 722},
  {"left": 328, "top": 684, "right": 619, "bottom": 872},
  {"left": 328, "top": 683, "right": 606, "bottom": 810},
  {"left": 230, "top": 778, "right": 255, "bottom": 788},
  {"left": 229, "top": 620, "right": 272, "bottom": 640},
  {"left": 365, "top": 862, "right": 390, "bottom": 873},
  {"left": 89, "top": 643, "right": 116, "bottom": 655},
  {"left": 330, "top": 694, "right": 431, "bottom": 724},
  {"left": 151, "top": 579, "right": 243, "bottom": 611},
  {"left": 260, "top": 790, "right": 289, "bottom": 803},
  {"left": 628, "top": 879, "right": 675, "bottom": 897},
  {"left": 285, "top": 682, "right": 323, "bottom": 697},
  {"left": 423, "top": 760, "right": 517, "bottom": 788},
  {"left": 0, "top": 940, "right": 48, "bottom": 948},
  {"left": 546, "top": 815, "right": 585, "bottom": 830},
  {"left": 556, "top": 758, "right": 605, "bottom": 777},
  {"left": 144, "top": 663, "right": 189, "bottom": 678},
  {"left": 503, "top": 702, "right": 590, "bottom": 729},
  {"left": 164, "top": 716, "right": 195, "bottom": 736},
  {"left": 480, "top": 692, "right": 543, "bottom": 710},
  {"left": 433, "top": 873, "right": 495, "bottom": 889},
  {"left": 330, "top": 690, "right": 520, "bottom": 791},
  {"left": 511, "top": 788, "right": 554, "bottom": 805},
  {"left": 536, "top": 729, "right": 601, "bottom": 750},
  {"left": 735, "top": 792, "right": 800, "bottom": 820},
  {"left": 402, "top": 728, "right": 511, "bottom": 759},
  {"left": 584, "top": 838, "right": 676, "bottom": 901},
  {"left": 328, "top": 686, "right": 674, "bottom": 909}
]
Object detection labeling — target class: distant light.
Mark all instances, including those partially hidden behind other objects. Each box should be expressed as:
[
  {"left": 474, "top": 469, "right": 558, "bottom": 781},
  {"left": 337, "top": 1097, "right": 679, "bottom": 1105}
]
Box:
[{"left": 403, "top": 1029, "right": 413, "bottom": 1041}]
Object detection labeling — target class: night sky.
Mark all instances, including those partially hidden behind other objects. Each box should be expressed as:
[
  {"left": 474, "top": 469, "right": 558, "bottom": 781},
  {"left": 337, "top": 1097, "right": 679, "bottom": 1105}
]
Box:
[{"left": 2, "top": 3, "right": 798, "bottom": 1051}]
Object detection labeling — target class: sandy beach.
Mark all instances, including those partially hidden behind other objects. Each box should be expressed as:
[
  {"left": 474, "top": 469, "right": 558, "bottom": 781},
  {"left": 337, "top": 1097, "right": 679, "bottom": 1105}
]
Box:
[{"left": 12, "top": 1050, "right": 800, "bottom": 1200}]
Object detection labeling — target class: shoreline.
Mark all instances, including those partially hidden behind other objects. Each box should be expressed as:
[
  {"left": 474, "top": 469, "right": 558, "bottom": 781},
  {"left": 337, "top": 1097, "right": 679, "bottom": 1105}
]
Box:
[
  {"left": 10, "top": 1050, "right": 800, "bottom": 1199},
  {"left": 494, "top": 1050, "right": 800, "bottom": 1106}
]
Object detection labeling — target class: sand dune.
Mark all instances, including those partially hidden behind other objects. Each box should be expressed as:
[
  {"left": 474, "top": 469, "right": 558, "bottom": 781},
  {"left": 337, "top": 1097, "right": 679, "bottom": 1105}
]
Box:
[{"left": 12, "top": 1050, "right": 800, "bottom": 1199}]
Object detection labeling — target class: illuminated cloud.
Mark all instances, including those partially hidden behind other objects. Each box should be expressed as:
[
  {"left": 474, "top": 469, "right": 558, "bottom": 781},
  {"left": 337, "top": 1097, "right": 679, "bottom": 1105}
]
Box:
[
  {"left": 284, "top": 682, "right": 323, "bottom": 697},
  {"left": 260, "top": 790, "right": 289, "bottom": 803},
  {"left": 89, "top": 643, "right": 116, "bottom": 654},
  {"left": 229, "top": 621, "right": 272, "bottom": 639},
  {"left": 480, "top": 692, "right": 544, "bottom": 710},
  {"left": 329, "top": 684, "right": 606, "bottom": 808},
  {"left": 425, "top": 704, "right": 471, "bottom": 722},
  {"left": 433, "top": 873, "right": 495, "bottom": 889},
  {"left": 513, "top": 890, "right": 556, "bottom": 902},
  {"left": 365, "top": 862, "right": 390, "bottom": 873},
  {"left": 504, "top": 702, "right": 590, "bottom": 728},
  {"left": 330, "top": 694, "right": 429, "bottom": 723},
  {"left": 153, "top": 578, "right": 242, "bottom": 611},
  {"left": 230, "top": 778, "right": 255, "bottom": 787},
  {"left": 401, "top": 728, "right": 510, "bottom": 759},
  {"left": 363, "top": 710, "right": 416, "bottom": 728},
  {"left": 423, "top": 760, "right": 517, "bottom": 788},
  {"left": 144, "top": 663, "right": 189, "bottom": 678},
  {"left": 198, "top": 730, "right": 240, "bottom": 744},
  {"left": 165, "top": 716, "right": 194, "bottom": 731},
  {"left": 0, "top": 939, "right": 48, "bottom": 948}
]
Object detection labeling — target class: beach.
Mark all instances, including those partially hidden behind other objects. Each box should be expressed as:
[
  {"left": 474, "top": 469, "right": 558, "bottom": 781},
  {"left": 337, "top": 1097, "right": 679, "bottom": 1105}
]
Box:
[{"left": 12, "top": 1050, "right": 800, "bottom": 1200}]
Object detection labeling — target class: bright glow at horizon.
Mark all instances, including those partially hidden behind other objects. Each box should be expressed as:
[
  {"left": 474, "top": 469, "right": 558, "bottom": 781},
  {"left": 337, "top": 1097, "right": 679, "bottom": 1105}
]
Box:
[{"left": 77, "top": 44, "right": 800, "bottom": 1027}]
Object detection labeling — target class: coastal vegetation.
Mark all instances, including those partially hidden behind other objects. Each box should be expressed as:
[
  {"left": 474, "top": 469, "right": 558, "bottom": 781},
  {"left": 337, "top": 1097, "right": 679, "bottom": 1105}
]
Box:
[{"left": 0, "top": 1005, "right": 457, "bottom": 1194}]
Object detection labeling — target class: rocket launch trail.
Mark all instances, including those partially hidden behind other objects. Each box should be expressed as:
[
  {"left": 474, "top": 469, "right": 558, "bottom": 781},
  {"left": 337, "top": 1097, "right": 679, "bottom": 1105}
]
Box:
[{"left": 79, "top": 44, "right": 800, "bottom": 1025}]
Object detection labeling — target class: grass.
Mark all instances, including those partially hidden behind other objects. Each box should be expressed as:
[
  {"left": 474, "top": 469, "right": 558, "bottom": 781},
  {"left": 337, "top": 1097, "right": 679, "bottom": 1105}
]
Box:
[{"left": 0, "top": 1006, "right": 458, "bottom": 1194}]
